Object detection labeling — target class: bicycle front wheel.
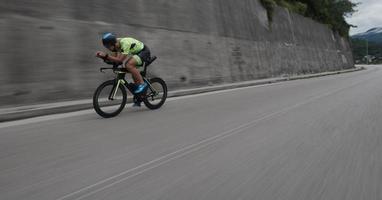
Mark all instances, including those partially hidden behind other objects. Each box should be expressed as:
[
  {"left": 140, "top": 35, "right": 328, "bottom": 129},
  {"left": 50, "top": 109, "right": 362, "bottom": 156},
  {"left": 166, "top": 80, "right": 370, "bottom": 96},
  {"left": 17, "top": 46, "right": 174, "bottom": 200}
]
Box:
[{"left": 93, "top": 80, "right": 127, "bottom": 118}]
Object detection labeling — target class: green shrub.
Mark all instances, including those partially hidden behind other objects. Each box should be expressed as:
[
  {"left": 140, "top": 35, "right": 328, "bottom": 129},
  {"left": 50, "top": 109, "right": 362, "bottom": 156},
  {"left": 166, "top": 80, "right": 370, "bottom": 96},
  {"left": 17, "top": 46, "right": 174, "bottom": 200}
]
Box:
[
  {"left": 258, "top": 0, "right": 357, "bottom": 37},
  {"left": 260, "top": 0, "right": 276, "bottom": 22}
]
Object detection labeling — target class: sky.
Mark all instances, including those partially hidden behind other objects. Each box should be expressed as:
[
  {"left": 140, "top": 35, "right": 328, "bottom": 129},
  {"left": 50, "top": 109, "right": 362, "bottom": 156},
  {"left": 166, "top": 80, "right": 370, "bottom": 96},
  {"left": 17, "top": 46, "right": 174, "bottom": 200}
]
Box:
[{"left": 346, "top": 0, "right": 382, "bottom": 35}]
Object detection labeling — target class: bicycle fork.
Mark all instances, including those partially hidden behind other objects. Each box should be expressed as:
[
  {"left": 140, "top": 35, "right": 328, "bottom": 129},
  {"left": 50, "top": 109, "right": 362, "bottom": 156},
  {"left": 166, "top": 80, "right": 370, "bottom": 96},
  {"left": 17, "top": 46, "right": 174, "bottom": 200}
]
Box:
[{"left": 109, "top": 79, "right": 125, "bottom": 100}]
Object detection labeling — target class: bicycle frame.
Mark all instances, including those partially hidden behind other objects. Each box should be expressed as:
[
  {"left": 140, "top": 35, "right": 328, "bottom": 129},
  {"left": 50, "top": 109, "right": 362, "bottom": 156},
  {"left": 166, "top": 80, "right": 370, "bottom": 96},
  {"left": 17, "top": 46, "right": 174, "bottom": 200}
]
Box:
[{"left": 108, "top": 70, "right": 158, "bottom": 100}]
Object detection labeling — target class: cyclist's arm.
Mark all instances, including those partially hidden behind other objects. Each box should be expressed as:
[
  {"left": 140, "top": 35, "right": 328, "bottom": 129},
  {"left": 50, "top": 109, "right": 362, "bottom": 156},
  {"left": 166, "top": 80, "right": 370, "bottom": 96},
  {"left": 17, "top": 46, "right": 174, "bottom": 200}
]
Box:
[{"left": 104, "top": 53, "right": 127, "bottom": 64}]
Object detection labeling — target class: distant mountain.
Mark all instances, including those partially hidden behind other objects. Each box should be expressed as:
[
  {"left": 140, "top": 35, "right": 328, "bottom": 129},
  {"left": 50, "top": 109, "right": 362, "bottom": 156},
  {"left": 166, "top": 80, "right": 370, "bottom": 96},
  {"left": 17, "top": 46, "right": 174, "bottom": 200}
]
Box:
[
  {"left": 352, "top": 27, "right": 382, "bottom": 44},
  {"left": 351, "top": 27, "right": 382, "bottom": 64}
]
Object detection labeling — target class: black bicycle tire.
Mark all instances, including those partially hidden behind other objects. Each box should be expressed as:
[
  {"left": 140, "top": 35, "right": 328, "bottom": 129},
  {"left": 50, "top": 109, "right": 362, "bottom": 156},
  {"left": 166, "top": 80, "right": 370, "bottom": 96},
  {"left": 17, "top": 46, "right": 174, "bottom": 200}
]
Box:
[
  {"left": 143, "top": 77, "right": 167, "bottom": 110},
  {"left": 93, "top": 80, "right": 127, "bottom": 118}
]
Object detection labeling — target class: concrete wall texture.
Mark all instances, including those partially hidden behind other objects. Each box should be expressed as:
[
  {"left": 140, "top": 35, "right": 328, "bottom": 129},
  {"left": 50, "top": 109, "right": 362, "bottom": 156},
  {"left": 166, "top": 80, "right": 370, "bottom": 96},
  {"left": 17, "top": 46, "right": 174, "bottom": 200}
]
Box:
[{"left": 0, "top": 0, "right": 354, "bottom": 106}]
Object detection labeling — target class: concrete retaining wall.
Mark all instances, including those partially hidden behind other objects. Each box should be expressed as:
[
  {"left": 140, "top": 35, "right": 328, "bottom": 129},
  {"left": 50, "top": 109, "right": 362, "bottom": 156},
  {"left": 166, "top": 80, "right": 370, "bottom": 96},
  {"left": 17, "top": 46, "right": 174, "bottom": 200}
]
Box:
[{"left": 0, "top": 0, "right": 354, "bottom": 106}]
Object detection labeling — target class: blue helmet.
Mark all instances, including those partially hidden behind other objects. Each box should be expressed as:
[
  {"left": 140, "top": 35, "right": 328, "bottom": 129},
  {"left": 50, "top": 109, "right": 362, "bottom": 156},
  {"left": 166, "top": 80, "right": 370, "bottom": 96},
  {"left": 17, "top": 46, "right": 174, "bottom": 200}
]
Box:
[{"left": 102, "top": 32, "right": 117, "bottom": 47}]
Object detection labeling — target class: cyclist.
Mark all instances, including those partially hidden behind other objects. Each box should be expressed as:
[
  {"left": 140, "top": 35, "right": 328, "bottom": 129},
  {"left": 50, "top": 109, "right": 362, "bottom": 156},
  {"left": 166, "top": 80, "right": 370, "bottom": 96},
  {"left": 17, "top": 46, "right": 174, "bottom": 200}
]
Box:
[{"left": 95, "top": 33, "right": 150, "bottom": 96}]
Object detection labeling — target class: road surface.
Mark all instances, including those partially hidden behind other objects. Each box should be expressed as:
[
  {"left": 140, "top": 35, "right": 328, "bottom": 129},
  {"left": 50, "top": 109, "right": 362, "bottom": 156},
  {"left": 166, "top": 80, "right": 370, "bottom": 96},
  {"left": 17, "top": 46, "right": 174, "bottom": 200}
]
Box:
[{"left": 1, "top": 66, "right": 381, "bottom": 200}]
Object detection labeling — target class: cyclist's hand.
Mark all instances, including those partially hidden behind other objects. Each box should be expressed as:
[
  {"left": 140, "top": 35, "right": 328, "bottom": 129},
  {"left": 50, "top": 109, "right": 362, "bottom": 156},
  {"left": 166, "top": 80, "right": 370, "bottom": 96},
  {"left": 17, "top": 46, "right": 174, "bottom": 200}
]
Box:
[{"left": 95, "top": 51, "right": 107, "bottom": 59}]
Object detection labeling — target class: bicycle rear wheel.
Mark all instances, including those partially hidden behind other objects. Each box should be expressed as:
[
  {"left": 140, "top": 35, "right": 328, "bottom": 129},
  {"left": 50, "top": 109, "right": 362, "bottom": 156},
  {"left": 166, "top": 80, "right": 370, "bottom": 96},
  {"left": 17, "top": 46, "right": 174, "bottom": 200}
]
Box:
[
  {"left": 93, "top": 80, "right": 127, "bottom": 118},
  {"left": 143, "top": 77, "right": 167, "bottom": 110}
]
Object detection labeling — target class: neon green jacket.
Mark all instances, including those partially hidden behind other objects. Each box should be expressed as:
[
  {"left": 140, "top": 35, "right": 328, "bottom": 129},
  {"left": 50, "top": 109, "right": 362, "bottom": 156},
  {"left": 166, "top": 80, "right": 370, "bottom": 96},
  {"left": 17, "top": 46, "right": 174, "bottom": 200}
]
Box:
[{"left": 118, "top": 37, "right": 144, "bottom": 55}]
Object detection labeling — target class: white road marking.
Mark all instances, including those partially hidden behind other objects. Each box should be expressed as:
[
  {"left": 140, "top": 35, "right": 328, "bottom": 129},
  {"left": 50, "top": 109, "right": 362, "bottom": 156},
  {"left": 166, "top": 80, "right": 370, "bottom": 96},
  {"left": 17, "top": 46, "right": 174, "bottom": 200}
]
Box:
[
  {"left": 0, "top": 110, "right": 95, "bottom": 129},
  {"left": 0, "top": 82, "right": 284, "bottom": 129},
  {"left": 0, "top": 67, "right": 370, "bottom": 129}
]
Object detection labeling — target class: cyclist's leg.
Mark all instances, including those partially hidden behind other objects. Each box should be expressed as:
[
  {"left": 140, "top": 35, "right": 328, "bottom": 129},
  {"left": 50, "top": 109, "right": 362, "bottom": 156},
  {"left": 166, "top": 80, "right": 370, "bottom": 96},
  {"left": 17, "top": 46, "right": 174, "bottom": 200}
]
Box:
[
  {"left": 123, "top": 56, "right": 144, "bottom": 84},
  {"left": 123, "top": 46, "right": 151, "bottom": 93},
  {"left": 128, "top": 46, "right": 151, "bottom": 84}
]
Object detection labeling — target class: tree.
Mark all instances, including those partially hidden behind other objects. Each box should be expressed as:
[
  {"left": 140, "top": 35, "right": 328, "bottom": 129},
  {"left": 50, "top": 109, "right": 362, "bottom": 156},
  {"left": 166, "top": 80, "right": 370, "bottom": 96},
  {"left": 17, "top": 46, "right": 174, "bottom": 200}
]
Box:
[{"left": 260, "top": 0, "right": 358, "bottom": 37}]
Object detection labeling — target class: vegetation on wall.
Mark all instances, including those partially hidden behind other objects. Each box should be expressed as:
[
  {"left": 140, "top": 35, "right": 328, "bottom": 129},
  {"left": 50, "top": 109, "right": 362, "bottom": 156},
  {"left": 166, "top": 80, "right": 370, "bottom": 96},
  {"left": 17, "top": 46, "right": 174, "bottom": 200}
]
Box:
[{"left": 259, "top": 0, "right": 357, "bottom": 37}]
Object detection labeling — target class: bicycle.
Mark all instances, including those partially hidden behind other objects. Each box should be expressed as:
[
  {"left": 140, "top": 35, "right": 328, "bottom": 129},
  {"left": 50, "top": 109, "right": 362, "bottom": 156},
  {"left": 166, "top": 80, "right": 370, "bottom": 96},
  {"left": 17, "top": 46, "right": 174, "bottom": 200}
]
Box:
[{"left": 93, "top": 56, "right": 167, "bottom": 118}]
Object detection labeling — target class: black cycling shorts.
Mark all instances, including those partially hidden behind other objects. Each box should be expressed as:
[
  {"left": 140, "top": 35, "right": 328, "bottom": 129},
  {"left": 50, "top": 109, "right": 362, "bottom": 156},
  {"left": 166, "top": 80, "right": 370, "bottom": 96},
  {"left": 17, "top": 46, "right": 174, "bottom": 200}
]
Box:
[{"left": 136, "top": 45, "right": 151, "bottom": 66}]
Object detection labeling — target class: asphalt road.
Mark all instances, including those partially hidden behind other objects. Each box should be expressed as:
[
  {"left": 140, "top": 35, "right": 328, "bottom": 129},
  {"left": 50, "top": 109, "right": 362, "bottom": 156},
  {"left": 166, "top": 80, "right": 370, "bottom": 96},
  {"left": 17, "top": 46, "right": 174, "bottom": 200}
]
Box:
[{"left": 1, "top": 66, "right": 382, "bottom": 200}]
